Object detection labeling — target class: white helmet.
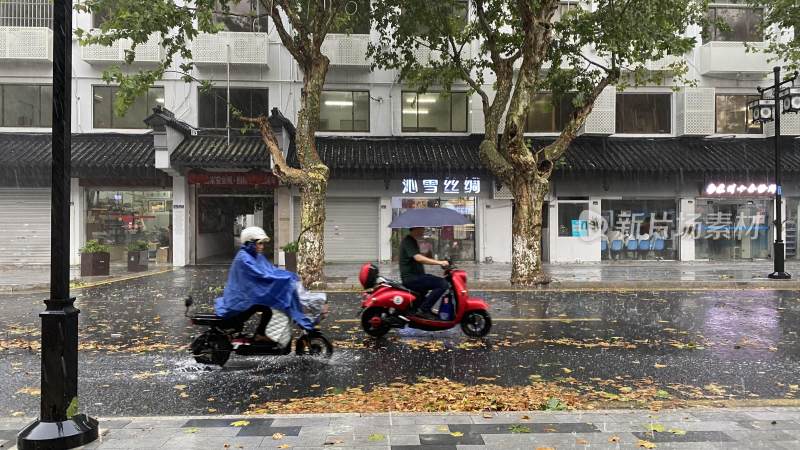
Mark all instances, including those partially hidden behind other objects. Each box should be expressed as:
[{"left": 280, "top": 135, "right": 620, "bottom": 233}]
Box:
[{"left": 240, "top": 226, "right": 270, "bottom": 244}]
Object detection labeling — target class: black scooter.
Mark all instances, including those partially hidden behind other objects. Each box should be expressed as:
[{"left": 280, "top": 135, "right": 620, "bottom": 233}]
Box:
[{"left": 184, "top": 297, "right": 333, "bottom": 367}]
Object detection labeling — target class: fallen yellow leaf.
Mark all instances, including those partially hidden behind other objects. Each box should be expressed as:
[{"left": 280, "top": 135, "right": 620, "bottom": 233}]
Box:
[
  {"left": 482, "top": 412, "right": 493, "bottom": 419},
  {"left": 173, "top": 384, "right": 187, "bottom": 390},
  {"left": 272, "top": 433, "right": 285, "bottom": 440},
  {"left": 576, "top": 438, "right": 589, "bottom": 445},
  {"left": 230, "top": 420, "right": 250, "bottom": 427},
  {"left": 638, "top": 439, "right": 657, "bottom": 449},
  {"left": 179, "top": 392, "right": 189, "bottom": 399},
  {"left": 562, "top": 368, "right": 573, "bottom": 374},
  {"left": 436, "top": 426, "right": 449, "bottom": 432},
  {"left": 609, "top": 435, "right": 621, "bottom": 443},
  {"left": 654, "top": 364, "right": 667, "bottom": 369},
  {"left": 450, "top": 431, "right": 464, "bottom": 437},
  {"left": 11, "top": 411, "right": 25, "bottom": 417},
  {"left": 277, "top": 445, "right": 290, "bottom": 449}
]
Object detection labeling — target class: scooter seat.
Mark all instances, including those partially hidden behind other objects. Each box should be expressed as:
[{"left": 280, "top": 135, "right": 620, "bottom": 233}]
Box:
[
  {"left": 191, "top": 314, "right": 238, "bottom": 327},
  {"left": 383, "top": 279, "right": 420, "bottom": 296}
]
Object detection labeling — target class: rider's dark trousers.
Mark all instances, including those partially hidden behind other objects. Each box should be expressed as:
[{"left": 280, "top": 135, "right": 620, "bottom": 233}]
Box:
[
  {"left": 234, "top": 305, "right": 272, "bottom": 336},
  {"left": 403, "top": 274, "right": 448, "bottom": 313}
]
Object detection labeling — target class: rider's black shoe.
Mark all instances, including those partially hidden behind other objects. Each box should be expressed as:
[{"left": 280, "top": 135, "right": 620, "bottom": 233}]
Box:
[{"left": 416, "top": 310, "right": 439, "bottom": 321}]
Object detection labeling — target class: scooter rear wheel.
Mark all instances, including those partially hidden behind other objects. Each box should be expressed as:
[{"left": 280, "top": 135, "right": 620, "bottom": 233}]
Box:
[
  {"left": 296, "top": 332, "right": 334, "bottom": 358},
  {"left": 460, "top": 310, "right": 492, "bottom": 338},
  {"left": 191, "top": 332, "right": 232, "bottom": 366},
  {"left": 361, "top": 307, "right": 391, "bottom": 338}
]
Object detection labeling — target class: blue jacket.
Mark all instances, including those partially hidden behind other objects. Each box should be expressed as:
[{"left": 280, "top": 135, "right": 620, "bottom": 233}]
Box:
[{"left": 214, "top": 243, "right": 314, "bottom": 330}]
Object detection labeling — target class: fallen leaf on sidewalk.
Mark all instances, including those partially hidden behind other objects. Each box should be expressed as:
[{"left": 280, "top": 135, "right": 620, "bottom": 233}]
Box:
[
  {"left": 638, "top": 439, "right": 657, "bottom": 448},
  {"left": 367, "top": 433, "right": 385, "bottom": 441},
  {"left": 576, "top": 438, "right": 589, "bottom": 445},
  {"left": 608, "top": 435, "right": 621, "bottom": 443},
  {"left": 277, "top": 445, "right": 290, "bottom": 449},
  {"left": 436, "top": 425, "right": 449, "bottom": 432},
  {"left": 16, "top": 387, "right": 41, "bottom": 396},
  {"left": 668, "top": 428, "right": 687, "bottom": 435},
  {"left": 482, "top": 412, "right": 493, "bottom": 418},
  {"left": 521, "top": 415, "right": 530, "bottom": 420},
  {"left": 509, "top": 425, "right": 531, "bottom": 433},
  {"left": 184, "top": 427, "right": 199, "bottom": 434},
  {"left": 535, "top": 447, "right": 555, "bottom": 450},
  {"left": 450, "top": 431, "right": 464, "bottom": 437},
  {"left": 646, "top": 423, "right": 665, "bottom": 433},
  {"left": 179, "top": 392, "right": 189, "bottom": 399},
  {"left": 272, "top": 433, "right": 285, "bottom": 440},
  {"left": 323, "top": 439, "right": 344, "bottom": 445},
  {"left": 562, "top": 368, "right": 573, "bottom": 374},
  {"left": 230, "top": 420, "right": 250, "bottom": 427}
]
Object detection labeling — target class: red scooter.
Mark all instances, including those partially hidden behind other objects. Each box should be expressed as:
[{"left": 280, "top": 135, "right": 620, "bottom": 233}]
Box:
[{"left": 357, "top": 262, "right": 492, "bottom": 338}]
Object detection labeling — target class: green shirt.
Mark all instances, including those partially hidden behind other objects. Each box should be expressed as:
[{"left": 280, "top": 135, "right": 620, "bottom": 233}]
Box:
[{"left": 399, "top": 234, "right": 425, "bottom": 283}]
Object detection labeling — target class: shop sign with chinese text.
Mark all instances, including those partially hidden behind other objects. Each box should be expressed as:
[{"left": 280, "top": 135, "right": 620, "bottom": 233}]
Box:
[
  {"left": 188, "top": 170, "right": 279, "bottom": 187},
  {"left": 401, "top": 178, "right": 481, "bottom": 195}
]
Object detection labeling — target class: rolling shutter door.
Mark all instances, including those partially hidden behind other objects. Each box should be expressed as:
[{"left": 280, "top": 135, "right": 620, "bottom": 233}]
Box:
[
  {"left": 0, "top": 189, "right": 50, "bottom": 265},
  {"left": 293, "top": 197, "right": 379, "bottom": 262}
]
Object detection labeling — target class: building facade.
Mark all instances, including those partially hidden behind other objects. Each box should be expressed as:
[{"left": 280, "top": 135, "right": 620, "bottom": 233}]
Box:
[{"left": 0, "top": 0, "right": 798, "bottom": 267}]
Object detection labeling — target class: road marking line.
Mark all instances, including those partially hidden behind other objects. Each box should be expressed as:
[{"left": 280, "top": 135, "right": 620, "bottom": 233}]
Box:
[{"left": 335, "top": 318, "right": 601, "bottom": 323}]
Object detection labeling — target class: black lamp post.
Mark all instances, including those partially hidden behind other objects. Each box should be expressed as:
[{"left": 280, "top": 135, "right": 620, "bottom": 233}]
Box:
[
  {"left": 17, "top": 0, "right": 99, "bottom": 448},
  {"left": 748, "top": 66, "right": 800, "bottom": 280}
]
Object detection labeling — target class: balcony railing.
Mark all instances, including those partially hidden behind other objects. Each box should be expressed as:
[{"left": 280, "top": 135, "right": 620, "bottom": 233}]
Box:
[
  {"left": 191, "top": 32, "right": 269, "bottom": 66},
  {"left": 0, "top": 0, "right": 51, "bottom": 28},
  {"left": 81, "top": 33, "right": 164, "bottom": 64},
  {"left": 321, "top": 34, "right": 370, "bottom": 68},
  {"left": 0, "top": 26, "right": 52, "bottom": 61}
]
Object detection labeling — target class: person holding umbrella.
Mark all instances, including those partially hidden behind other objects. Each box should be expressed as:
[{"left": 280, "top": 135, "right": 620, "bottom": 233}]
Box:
[
  {"left": 399, "top": 227, "right": 450, "bottom": 320},
  {"left": 390, "top": 207, "right": 471, "bottom": 320}
]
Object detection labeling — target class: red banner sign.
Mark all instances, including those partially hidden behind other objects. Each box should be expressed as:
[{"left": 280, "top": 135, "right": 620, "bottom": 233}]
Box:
[{"left": 188, "top": 170, "right": 279, "bottom": 187}]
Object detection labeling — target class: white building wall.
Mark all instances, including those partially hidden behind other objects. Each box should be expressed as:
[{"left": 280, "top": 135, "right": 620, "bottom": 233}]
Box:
[{"left": 172, "top": 176, "right": 189, "bottom": 267}]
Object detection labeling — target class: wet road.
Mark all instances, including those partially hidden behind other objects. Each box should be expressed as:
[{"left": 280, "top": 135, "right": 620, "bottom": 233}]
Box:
[{"left": 1, "top": 267, "right": 799, "bottom": 416}]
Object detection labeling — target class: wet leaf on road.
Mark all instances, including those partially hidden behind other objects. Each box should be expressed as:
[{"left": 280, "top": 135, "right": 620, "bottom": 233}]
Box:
[
  {"left": 230, "top": 420, "right": 250, "bottom": 427},
  {"left": 668, "top": 428, "right": 687, "bottom": 435},
  {"left": 609, "top": 435, "right": 621, "bottom": 443},
  {"left": 11, "top": 411, "right": 25, "bottom": 417},
  {"left": 179, "top": 392, "right": 189, "bottom": 399},
  {"left": 646, "top": 423, "right": 665, "bottom": 433},
  {"left": 654, "top": 364, "right": 667, "bottom": 369},
  {"left": 173, "top": 385, "right": 187, "bottom": 390},
  {"left": 16, "top": 387, "right": 41, "bottom": 396},
  {"left": 272, "top": 432, "right": 285, "bottom": 440},
  {"left": 638, "top": 439, "right": 657, "bottom": 448},
  {"left": 367, "top": 433, "right": 385, "bottom": 441},
  {"left": 184, "top": 427, "right": 199, "bottom": 434},
  {"left": 450, "top": 431, "right": 464, "bottom": 437},
  {"left": 277, "top": 445, "right": 290, "bottom": 449},
  {"left": 576, "top": 438, "right": 589, "bottom": 445}
]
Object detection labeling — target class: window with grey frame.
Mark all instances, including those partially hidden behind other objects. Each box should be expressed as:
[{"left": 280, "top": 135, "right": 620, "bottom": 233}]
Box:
[
  {"left": 320, "top": 91, "right": 370, "bottom": 132},
  {"left": 93, "top": 86, "right": 164, "bottom": 129},
  {"left": 0, "top": 84, "right": 52, "bottom": 127},
  {"left": 615, "top": 93, "right": 672, "bottom": 134},
  {"left": 197, "top": 87, "right": 269, "bottom": 129},
  {"left": 213, "top": 0, "right": 269, "bottom": 32},
  {"left": 703, "top": 3, "right": 764, "bottom": 42},
  {"left": 402, "top": 92, "right": 468, "bottom": 132},
  {"left": 715, "top": 94, "right": 762, "bottom": 134},
  {"left": 526, "top": 93, "right": 576, "bottom": 133}
]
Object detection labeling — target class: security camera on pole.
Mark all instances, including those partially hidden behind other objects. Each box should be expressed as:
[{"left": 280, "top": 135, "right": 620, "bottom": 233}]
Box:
[{"left": 748, "top": 67, "right": 800, "bottom": 280}]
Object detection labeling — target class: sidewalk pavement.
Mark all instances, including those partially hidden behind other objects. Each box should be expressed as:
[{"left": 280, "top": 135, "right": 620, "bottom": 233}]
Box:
[
  {"left": 4, "top": 260, "right": 800, "bottom": 293},
  {"left": 0, "top": 262, "right": 171, "bottom": 293},
  {"left": 2, "top": 407, "right": 800, "bottom": 449}
]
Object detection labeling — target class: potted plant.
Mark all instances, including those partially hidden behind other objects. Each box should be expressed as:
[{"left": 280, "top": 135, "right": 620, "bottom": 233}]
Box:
[
  {"left": 126, "top": 240, "right": 149, "bottom": 272},
  {"left": 80, "top": 240, "right": 110, "bottom": 276},
  {"left": 282, "top": 241, "right": 298, "bottom": 273}
]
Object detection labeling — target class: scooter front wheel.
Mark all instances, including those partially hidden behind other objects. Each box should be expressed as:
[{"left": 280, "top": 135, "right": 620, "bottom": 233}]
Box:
[
  {"left": 461, "top": 310, "right": 492, "bottom": 338},
  {"left": 296, "top": 332, "right": 334, "bottom": 358},
  {"left": 361, "top": 307, "right": 390, "bottom": 338}
]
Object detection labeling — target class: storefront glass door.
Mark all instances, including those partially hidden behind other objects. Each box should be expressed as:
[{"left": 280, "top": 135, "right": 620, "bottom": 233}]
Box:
[
  {"left": 391, "top": 197, "right": 476, "bottom": 262},
  {"left": 695, "top": 199, "right": 770, "bottom": 260}
]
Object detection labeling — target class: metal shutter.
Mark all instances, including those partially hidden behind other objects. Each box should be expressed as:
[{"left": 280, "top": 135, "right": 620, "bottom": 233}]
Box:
[
  {"left": 0, "top": 189, "right": 50, "bottom": 265},
  {"left": 293, "top": 197, "right": 379, "bottom": 262}
]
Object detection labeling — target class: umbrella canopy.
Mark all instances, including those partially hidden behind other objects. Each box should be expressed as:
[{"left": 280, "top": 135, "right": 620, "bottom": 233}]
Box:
[{"left": 389, "top": 208, "right": 471, "bottom": 228}]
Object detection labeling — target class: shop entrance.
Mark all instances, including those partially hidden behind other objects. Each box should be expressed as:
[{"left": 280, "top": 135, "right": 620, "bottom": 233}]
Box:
[
  {"left": 695, "top": 199, "right": 771, "bottom": 260},
  {"left": 195, "top": 195, "right": 274, "bottom": 265},
  {"left": 390, "top": 197, "right": 477, "bottom": 262}
]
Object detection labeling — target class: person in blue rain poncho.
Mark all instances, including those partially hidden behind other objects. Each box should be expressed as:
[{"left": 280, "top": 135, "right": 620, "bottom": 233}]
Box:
[{"left": 214, "top": 227, "right": 314, "bottom": 341}]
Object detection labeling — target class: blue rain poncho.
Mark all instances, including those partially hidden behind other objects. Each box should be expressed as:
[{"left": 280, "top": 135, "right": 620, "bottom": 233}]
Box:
[{"left": 214, "top": 242, "right": 314, "bottom": 330}]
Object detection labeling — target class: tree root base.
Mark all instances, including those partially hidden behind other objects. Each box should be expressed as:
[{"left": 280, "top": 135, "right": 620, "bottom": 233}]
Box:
[{"left": 511, "top": 271, "right": 552, "bottom": 286}]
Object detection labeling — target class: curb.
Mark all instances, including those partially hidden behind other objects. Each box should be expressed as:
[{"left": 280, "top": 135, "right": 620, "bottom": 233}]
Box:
[
  {"left": 0, "top": 268, "right": 174, "bottom": 294},
  {"left": 320, "top": 279, "right": 800, "bottom": 292}
]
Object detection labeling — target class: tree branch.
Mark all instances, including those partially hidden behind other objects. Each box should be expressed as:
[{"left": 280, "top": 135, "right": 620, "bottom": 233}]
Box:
[
  {"left": 240, "top": 115, "right": 309, "bottom": 185},
  {"left": 265, "top": 1, "right": 306, "bottom": 63}
]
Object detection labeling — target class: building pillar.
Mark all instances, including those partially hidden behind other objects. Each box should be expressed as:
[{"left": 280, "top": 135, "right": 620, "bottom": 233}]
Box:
[
  {"left": 679, "top": 198, "right": 696, "bottom": 261},
  {"left": 379, "top": 196, "right": 392, "bottom": 263},
  {"left": 172, "top": 175, "right": 189, "bottom": 267},
  {"left": 274, "top": 186, "right": 292, "bottom": 265},
  {"left": 69, "top": 178, "right": 82, "bottom": 266}
]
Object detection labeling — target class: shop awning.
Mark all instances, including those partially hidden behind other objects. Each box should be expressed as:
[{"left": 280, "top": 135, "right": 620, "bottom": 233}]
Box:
[
  {"left": 292, "top": 135, "right": 487, "bottom": 179},
  {"left": 0, "top": 132, "right": 169, "bottom": 185},
  {"left": 535, "top": 136, "right": 800, "bottom": 175}
]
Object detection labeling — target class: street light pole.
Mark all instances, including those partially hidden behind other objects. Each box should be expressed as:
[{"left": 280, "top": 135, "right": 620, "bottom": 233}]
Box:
[
  {"left": 17, "top": 0, "right": 99, "bottom": 448},
  {"left": 768, "top": 66, "right": 791, "bottom": 279}
]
